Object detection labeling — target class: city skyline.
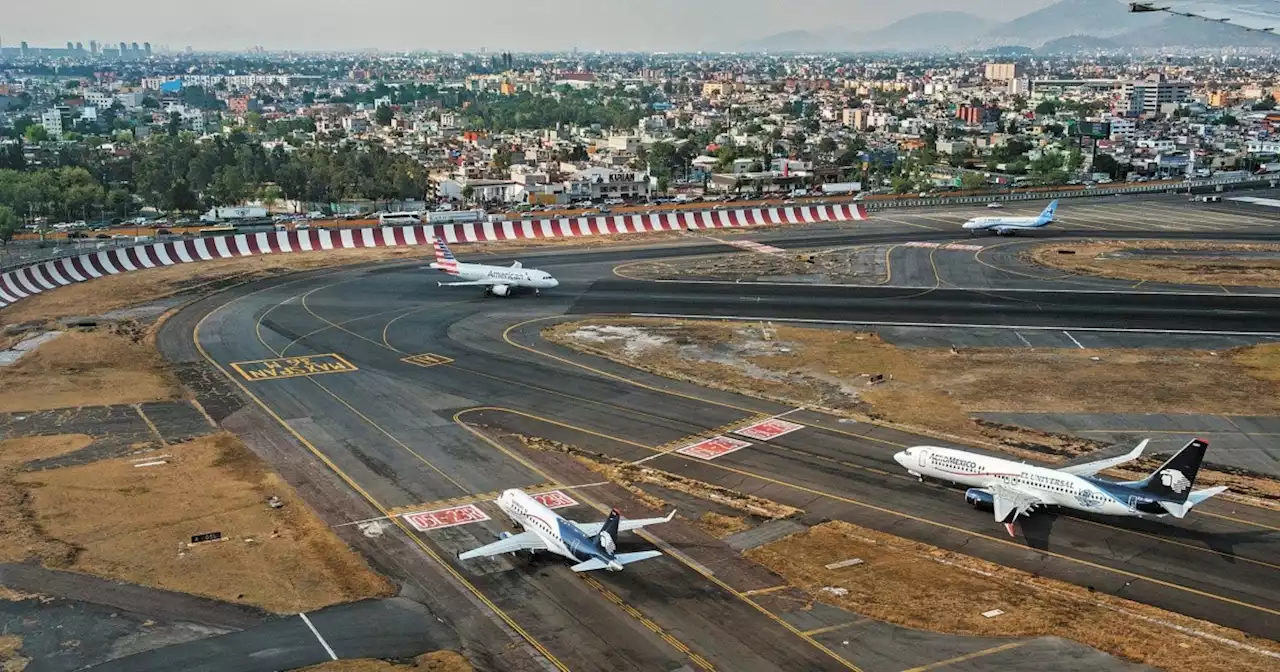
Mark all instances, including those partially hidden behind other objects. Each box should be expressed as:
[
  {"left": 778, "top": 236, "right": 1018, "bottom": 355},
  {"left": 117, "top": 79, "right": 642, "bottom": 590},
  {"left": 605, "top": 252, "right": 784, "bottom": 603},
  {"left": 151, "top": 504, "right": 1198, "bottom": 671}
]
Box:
[{"left": 7, "top": 0, "right": 1060, "bottom": 53}]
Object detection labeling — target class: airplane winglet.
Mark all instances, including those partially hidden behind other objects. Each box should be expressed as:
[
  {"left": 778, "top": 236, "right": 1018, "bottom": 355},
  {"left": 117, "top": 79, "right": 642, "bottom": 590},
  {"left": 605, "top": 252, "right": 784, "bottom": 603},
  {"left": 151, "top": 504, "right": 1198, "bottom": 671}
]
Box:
[{"left": 1004, "top": 522, "right": 1016, "bottom": 537}]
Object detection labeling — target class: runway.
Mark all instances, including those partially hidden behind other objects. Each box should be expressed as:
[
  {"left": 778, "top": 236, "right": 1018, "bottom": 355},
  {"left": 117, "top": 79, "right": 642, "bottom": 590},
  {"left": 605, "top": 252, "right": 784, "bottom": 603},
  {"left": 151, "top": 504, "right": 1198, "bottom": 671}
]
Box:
[{"left": 151, "top": 196, "right": 1280, "bottom": 670}]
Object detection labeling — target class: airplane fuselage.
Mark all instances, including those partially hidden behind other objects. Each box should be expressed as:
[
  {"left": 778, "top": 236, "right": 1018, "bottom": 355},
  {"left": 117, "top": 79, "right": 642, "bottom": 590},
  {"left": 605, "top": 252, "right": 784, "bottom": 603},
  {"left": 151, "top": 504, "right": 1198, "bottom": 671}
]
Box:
[
  {"left": 497, "top": 489, "right": 619, "bottom": 568},
  {"left": 899, "top": 447, "right": 1165, "bottom": 518}
]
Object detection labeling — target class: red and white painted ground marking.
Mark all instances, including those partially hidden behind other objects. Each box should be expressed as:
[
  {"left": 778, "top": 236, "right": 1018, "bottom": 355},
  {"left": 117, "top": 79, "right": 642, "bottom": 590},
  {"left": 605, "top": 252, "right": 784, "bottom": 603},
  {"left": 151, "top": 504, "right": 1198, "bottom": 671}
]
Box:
[
  {"left": 677, "top": 436, "right": 753, "bottom": 460},
  {"left": 735, "top": 418, "right": 805, "bottom": 441},
  {"left": 402, "top": 503, "right": 491, "bottom": 532},
  {"left": 531, "top": 490, "right": 579, "bottom": 509},
  {"left": 721, "top": 239, "right": 787, "bottom": 256}
]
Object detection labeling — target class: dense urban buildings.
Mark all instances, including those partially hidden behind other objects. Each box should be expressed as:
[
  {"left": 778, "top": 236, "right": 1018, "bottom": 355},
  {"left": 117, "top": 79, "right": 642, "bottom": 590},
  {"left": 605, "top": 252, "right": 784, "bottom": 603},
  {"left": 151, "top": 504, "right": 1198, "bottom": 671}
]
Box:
[{"left": 2, "top": 40, "right": 1278, "bottom": 231}]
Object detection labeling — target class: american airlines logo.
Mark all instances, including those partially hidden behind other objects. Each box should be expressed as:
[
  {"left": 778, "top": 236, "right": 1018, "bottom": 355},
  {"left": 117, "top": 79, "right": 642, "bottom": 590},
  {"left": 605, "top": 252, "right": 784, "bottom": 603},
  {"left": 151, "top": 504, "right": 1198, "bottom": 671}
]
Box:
[{"left": 1159, "top": 469, "right": 1192, "bottom": 494}]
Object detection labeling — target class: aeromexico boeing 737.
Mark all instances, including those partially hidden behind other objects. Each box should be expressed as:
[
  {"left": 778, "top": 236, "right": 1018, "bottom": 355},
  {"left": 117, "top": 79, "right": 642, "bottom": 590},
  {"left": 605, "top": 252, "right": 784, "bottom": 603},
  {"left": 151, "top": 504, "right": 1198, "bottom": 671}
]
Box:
[
  {"left": 458, "top": 489, "right": 675, "bottom": 572},
  {"left": 894, "top": 438, "right": 1227, "bottom": 536},
  {"left": 962, "top": 200, "right": 1058, "bottom": 235},
  {"left": 429, "top": 237, "right": 559, "bottom": 296}
]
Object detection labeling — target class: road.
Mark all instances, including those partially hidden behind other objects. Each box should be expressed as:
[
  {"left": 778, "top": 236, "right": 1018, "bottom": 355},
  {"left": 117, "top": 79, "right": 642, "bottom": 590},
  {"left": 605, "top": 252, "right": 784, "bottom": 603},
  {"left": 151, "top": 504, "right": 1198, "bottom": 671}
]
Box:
[{"left": 146, "top": 196, "right": 1280, "bottom": 670}]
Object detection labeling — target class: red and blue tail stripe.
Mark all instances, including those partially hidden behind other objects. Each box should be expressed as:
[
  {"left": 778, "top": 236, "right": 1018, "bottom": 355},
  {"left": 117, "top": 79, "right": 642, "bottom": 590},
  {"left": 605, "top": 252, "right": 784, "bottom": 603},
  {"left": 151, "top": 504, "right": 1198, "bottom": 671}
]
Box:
[{"left": 433, "top": 236, "right": 460, "bottom": 275}]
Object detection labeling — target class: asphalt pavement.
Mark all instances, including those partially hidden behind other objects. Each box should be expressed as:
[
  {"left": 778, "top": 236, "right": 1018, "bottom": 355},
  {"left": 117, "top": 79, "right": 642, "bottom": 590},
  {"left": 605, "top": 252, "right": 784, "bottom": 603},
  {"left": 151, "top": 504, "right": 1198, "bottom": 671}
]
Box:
[{"left": 127, "top": 197, "right": 1280, "bottom": 670}]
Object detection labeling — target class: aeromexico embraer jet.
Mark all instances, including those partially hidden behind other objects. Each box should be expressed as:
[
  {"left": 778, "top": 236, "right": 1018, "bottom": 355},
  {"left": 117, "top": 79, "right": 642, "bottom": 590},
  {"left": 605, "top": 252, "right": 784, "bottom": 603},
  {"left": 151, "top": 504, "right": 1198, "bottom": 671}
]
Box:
[
  {"left": 459, "top": 489, "right": 675, "bottom": 572},
  {"left": 894, "top": 438, "right": 1227, "bottom": 536},
  {"left": 962, "top": 199, "right": 1058, "bottom": 235},
  {"left": 429, "top": 236, "right": 559, "bottom": 296}
]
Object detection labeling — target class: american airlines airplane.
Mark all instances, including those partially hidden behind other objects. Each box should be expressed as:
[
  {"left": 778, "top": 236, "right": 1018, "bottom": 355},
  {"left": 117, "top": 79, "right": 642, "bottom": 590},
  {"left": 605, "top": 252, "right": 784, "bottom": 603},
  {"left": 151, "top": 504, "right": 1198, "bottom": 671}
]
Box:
[
  {"left": 894, "top": 438, "right": 1228, "bottom": 536},
  {"left": 429, "top": 237, "right": 559, "bottom": 296},
  {"left": 458, "top": 489, "right": 676, "bottom": 572},
  {"left": 962, "top": 199, "right": 1058, "bottom": 235}
]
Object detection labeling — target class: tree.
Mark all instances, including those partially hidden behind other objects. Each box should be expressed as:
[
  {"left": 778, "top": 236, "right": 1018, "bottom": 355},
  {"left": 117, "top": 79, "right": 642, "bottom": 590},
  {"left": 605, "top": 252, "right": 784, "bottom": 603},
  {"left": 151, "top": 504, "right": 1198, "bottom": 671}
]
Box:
[
  {"left": 375, "top": 104, "right": 394, "bottom": 127},
  {"left": 1252, "top": 98, "right": 1276, "bottom": 111},
  {"left": 817, "top": 137, "right": 838, "bottom": 154},
  {"left": 24, "top": 125, "right": 49, "bottom": 143},
  {"left": 0, "top": 205, "right": 17, "bottom": 246},
  {"left": 461, "top": 184, "right": 475, "bottom": 204},
  {"left": 1034, "top": 100, "right": 1058, "bottom": 116},
  {"left": 959, "top": 172, "right": 987, "bottom": 190},
  {"left": 259, "top": 184, "right": 282, "bottom": 212},
  {"left": 1066, "top": 147, "right": 1084, "bottom": 172},
  {"left": 167, "top": 112, "right": 182, "bottom": 136}
]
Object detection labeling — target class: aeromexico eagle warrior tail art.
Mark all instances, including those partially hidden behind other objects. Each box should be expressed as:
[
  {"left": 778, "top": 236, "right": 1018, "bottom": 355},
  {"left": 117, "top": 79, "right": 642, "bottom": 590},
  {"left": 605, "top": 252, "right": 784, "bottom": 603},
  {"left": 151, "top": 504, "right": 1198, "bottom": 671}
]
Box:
[
  {"left": 458, "top": 489, "right": 675, "bottom": 572},
  {"left": 894, "top": 438, "right": 1227, "bottom": 536},
  {"left": 429, "top": 236, "right": 559, "bottom": 297},
  {"left": 962, "top": 199, "right": 1058, "bottom": 236}
]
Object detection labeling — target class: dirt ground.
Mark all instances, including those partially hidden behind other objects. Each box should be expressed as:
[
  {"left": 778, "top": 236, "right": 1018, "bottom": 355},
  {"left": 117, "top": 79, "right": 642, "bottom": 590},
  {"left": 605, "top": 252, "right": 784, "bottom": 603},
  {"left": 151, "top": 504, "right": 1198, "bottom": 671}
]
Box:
[
  {"left": 0, "top": 323, "right": 182, "bottom": 413},
  {"left": 618, "top": 245, "right": 885, "bottom": 284},
  {"left": 0, "top": 634, "right": 28, "bottom": 672},
  {"left": 545, "top": 319, "right": 1280, "bottom": 503},
  {"left": 748, "top": 521, "right": 1278, "bottom": 672},
  {"left": 696, "top": 512, "right": 752, "bottom": 538},
  {"left": 0, "top": 432, "right": 393, "bottom": 613},
  {"left": 1025, "top": 241, "right": 1280, "bottom": 287},
  {"left": 299, "top": 651, "right": 472, "bottom": 672}
]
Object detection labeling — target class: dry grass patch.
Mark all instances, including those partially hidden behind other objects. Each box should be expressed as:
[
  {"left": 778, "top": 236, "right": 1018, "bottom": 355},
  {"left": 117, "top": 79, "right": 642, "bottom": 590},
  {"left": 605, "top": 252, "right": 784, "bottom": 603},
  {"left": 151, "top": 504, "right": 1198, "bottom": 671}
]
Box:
[
  {"left": 546, "top": 318, "right": 1280, "bottom": 504},
  {"left": 696, "top": 512, "right": 752, "bottom": 538},
  {"left": 299, "top": 651, "right": 472, "bottom": 672},
  {"left": 0, "top": 635, "right": 29, "bottom": 672},
  {"left": 1025, "top": 241, "right": 1280, "bottom": 287},
  {"left": 506, "top": 431, "right": 800, "bottom": 519},
  {"left": 0, "top": 323, "right": 181, "bottom": 413},
  {"left": 4, "top": 432, "right": 392, "bottom": 613},
  {"left": 747, "top": 521, "right": 1278, "bottom": 672}
]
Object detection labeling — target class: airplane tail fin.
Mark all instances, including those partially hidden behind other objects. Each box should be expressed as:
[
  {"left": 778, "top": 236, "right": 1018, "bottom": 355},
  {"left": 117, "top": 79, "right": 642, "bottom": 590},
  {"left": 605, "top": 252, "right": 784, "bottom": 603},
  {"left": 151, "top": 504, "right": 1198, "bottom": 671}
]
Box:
[
  {"left": 1158, "top": 486, "right": 1228, "bottom": 518},
  {"left": 1136, "top": 438, "right": 1209, "bottom": 503},
  {"left": 597, "top": 509, "right": 622, "bottom": 546},
  {"left": 432, "top": 236, "right": 460, "bottom": 275},
  {"left": 1037, "top": 199, "right": 1059, "bottom": 224}
]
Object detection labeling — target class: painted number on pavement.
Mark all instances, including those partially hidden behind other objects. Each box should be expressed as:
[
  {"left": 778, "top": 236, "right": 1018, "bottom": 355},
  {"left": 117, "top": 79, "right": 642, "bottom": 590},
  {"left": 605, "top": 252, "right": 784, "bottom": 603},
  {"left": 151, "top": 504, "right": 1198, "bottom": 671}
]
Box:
[
  {"left": 735, "top": 419, "right": 804, "bottom": 441},
  {"left": 678, "top": 436, "right": 753, "bottom": 460},
  {"left": 531, "top": 490, "right": 578, "bottom": 509},
  {"left": 402, "top": 504, "right": 491, "bottom": 532}
]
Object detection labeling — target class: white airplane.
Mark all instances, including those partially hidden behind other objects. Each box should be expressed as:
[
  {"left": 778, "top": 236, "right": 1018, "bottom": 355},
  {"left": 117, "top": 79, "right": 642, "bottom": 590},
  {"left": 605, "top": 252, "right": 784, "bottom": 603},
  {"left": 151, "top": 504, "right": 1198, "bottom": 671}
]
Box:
[
  {"left": 429, "top": 237, "right": 559, "bottom": 296},
  {"left": 458, "top": 489, "right": 676, "bottom": 572},
  {"left": 894, "top": 438, "right": 1228, "bottom": 536},
  {"left": 962, "top": 199, "right": 1058, "bottom": 236}
]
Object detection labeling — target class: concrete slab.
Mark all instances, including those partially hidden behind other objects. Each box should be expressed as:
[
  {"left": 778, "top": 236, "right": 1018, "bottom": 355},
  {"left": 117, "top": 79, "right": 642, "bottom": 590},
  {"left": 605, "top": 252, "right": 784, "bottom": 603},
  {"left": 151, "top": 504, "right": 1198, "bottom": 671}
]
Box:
[
  {"left": 0, "top": 330, "right": 63, "bottom": 366},
  {"left": 723, "top": 518, "right": 807, "bottom": 551}
]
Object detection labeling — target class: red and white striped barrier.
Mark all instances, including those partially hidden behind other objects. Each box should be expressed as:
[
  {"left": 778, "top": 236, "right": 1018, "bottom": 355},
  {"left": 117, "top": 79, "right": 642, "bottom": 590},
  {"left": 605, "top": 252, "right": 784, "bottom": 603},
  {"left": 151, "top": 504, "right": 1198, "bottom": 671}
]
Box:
[{"left": 0, "top": 203, "right": 867, "bottom": 310}]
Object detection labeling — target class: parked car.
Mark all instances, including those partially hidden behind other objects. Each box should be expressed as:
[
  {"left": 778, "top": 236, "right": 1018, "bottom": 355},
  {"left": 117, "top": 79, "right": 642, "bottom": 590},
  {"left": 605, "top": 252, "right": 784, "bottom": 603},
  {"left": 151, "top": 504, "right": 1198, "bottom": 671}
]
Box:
[{"left": 986, "top": 202, "right": 1003, "bottom": 209}]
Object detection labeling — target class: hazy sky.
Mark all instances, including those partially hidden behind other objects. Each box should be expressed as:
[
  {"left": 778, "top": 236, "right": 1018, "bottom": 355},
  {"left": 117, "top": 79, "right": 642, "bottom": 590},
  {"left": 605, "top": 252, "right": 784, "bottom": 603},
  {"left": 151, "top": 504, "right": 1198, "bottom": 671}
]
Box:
[{"left": 7, "top": 0, "right": 1063, "bottom": 52}]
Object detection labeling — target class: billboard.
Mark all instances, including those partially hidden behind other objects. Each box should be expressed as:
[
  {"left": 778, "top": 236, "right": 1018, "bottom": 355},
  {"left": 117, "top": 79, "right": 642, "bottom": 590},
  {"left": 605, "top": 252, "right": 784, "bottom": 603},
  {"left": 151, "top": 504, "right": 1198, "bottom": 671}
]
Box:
[{"left": 1071, "top": 121, "right": 1111, "bottom": 138}]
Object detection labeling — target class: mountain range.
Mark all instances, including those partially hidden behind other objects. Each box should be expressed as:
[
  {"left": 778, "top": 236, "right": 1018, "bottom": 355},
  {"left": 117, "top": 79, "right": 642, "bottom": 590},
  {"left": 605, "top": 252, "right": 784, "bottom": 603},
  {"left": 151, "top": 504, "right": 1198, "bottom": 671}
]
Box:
[{"left": 739, "top": 0, "right": 1280, "bottom": 52}]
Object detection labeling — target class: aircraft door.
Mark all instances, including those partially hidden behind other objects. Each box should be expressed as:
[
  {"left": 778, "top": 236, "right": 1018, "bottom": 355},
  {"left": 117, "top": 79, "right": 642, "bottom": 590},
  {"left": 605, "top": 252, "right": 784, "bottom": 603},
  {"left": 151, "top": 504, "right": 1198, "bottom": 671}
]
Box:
[{"left": 917, "top": 449, "right": 930, "bottom": 469}]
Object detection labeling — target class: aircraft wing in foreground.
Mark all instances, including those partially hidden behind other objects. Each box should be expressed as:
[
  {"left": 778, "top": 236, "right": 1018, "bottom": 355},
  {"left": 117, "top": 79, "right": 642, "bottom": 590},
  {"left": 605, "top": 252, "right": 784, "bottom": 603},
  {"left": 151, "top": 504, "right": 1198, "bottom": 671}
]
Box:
[{"left": 1130, "top": 1, "right": 1280, "bottom": 33}]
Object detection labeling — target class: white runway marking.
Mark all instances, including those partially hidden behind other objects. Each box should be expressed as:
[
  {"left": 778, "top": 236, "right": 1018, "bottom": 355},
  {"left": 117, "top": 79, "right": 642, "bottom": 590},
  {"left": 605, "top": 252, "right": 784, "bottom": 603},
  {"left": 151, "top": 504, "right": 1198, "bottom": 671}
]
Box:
[
  {"left": 1063, "top": 331, "right": 1086, "bottom": 349},
  {"left": 300, "top": 612, "right": 338, "bottom": 661}
]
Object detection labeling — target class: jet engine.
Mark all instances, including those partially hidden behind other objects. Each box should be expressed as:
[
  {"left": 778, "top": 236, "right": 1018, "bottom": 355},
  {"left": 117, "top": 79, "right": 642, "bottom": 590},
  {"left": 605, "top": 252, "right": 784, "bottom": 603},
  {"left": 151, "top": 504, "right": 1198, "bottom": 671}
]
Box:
[
  {"left": 489, "top": 284, "right": 512, "bottom": 297},
  {"left": 964, "top": 488, "right": 994, "bottom": 510}
]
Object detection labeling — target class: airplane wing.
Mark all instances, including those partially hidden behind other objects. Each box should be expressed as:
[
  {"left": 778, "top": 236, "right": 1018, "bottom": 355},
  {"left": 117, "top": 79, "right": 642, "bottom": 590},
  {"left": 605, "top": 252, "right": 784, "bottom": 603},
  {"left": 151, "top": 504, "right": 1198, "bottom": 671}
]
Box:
[
  {"left": 1059, "top": 439, "right": 1149, "bottom": 477},
  {"left": 989, "top": 484, "right": 1043, "bottom": 532},
  {"left": 1130, "top": 1, "right": 1280, "bottom": 32},
  {"left": 457, "top": 531, "right": 547, "bottom": 560},
  {"left": 576, "top": 510, "right": 677, "bottom": 536}
]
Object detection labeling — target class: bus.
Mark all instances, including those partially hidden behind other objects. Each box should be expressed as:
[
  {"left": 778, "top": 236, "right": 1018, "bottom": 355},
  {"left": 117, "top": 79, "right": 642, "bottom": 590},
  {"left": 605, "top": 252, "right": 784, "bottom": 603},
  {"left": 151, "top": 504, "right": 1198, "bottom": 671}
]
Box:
[{"left": 379, "top": 211, "right": 423, "bottom": 226}]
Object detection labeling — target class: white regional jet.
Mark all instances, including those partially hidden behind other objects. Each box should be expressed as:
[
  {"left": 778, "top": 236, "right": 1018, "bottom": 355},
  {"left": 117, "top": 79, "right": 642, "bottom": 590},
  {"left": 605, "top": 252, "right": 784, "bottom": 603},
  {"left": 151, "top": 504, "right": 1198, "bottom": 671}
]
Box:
[
  {"left": 458, "top": 489, "right": 676, "bottom": 572},
  {"left": 430, "top": 237, "right": 559, "bottom": 296},
  {"left": 894, "top": 438, "right": 1228, "bottom": 536},
  {"left": 962, "top": 199, "right": 1058, "bottom": 235}
]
